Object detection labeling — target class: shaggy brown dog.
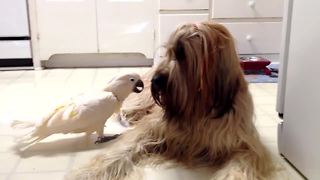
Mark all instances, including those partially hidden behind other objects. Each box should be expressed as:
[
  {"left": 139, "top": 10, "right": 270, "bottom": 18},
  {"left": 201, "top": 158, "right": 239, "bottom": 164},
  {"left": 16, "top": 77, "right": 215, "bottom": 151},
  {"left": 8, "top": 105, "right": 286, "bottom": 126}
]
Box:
[{"left": 66, "top": 22, "right": 279, "bottom": 180}]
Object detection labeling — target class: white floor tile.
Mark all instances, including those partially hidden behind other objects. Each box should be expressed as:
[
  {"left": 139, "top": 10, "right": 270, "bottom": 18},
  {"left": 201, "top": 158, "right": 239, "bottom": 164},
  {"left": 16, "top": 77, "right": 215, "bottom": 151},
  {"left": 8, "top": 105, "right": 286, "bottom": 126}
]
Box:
[
  {"left": 0, "top": 174, "right": 9, "bottom": 180},
  {"left": 0, "top": 70, "right": 25, "bottom": 80},
  {"left": 281, "top": 160, "right": 306, "bottom": 180},
  {"left": 71, "top": 149, "right": 101, "bottom": 169},
  {"left": 139, "top": 67, "right": 152, "bottom": 74},
  {"left": 257, "top": 104, "right": 278, "bottom": 115},
  {"left": 249, "top": 85, "right": 271, "bottom": 97},
  {"left": 254, "top": 106, "right": 269, "bottom": 116},
  {"left": 118, "top": 67, "right": 141, "bottom": 74},
  {"left": 0, "top": 153, "right": 20, "bottom": 173},
  {"left": 0, "top": 124, "right": 15, "bottom": 135},
  {"left": 45, "top": 69, "right": 73, "bottom": 79},
  {"left": 255, "top": 115, "right": 278, "bottom": 127},
  {"left": 144, "top": 167, "right": 212, "bottom": 180},
  {"left": 264, "top": 142, "right": 279, "bottom": 156},
  {"left": 10, "top": 171, "right": 66, "bottom": 180},
  {"left": 14, "top": 70, "right": 48, "bottom": 83},
  {"left": 0, "top": 136, "right": 16, "bottom": 153},
  {"left": 256, "top": 126, "right": 278, "bottom": 143},
  {"left": 15, "top": 155, "right": 71, "bottom": 173},
  {"left": 253, "top": 96, "right": 277, "bottom": 106}
]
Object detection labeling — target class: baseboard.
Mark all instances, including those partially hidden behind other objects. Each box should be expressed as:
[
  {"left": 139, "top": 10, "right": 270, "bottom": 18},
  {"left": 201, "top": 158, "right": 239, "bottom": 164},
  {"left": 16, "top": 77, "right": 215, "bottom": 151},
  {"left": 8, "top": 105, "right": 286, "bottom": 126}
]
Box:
[{"left": 43, "top": 53, "right": 153, "bottom": 68}]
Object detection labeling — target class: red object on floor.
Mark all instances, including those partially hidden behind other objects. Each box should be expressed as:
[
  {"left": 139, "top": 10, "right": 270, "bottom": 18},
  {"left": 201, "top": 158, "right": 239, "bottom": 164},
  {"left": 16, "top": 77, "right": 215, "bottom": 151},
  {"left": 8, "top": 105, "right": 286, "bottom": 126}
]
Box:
[{"left": 239, "top": 57, "right": 271, "bottom": 75}]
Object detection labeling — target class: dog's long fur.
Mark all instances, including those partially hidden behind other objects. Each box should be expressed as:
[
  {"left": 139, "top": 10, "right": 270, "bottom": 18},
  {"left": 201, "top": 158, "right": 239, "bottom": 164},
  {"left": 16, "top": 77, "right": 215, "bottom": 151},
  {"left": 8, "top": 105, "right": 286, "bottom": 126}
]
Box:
[{"left": 66, "top": 22, "right": 279, "bottom": 180}]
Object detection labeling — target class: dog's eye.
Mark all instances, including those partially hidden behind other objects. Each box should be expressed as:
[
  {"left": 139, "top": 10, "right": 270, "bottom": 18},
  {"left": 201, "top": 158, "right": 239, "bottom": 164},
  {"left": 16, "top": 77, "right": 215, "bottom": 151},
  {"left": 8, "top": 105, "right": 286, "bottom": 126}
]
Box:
[{"left": 130, "top": 78, "right": 135, "bottom": 82}]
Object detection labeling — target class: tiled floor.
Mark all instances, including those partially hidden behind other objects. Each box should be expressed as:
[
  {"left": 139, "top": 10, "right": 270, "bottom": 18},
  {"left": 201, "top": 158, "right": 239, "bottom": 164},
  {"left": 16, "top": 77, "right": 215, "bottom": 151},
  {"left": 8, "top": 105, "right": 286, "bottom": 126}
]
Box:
[{"left": 0, "top": 68, "right": 304, "bottom": 180}]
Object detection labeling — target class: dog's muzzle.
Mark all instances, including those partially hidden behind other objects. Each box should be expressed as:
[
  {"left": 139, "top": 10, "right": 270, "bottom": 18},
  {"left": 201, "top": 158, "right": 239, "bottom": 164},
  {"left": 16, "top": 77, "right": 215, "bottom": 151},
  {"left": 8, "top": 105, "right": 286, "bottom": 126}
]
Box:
[
  {"left": 151, "top": 74, "right": 167, "bottom": 106},
  {"left": 151, "top": 74, "right": 167, "bottom": 91}
]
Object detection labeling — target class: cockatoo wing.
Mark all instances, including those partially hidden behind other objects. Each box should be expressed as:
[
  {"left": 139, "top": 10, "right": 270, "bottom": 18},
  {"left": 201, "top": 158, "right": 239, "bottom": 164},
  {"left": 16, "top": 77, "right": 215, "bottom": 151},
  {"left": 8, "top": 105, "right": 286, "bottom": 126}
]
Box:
[{"left": 39, "top": 91, "right": 119, "bottom": 135}]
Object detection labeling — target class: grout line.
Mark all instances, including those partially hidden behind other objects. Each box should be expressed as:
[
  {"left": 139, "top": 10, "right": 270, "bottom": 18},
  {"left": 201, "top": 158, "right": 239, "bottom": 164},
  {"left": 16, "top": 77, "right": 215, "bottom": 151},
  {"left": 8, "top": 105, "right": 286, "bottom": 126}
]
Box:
[
  {"left": 0, "top": 71, "right": 28, "bottom": 94},
  {"left": 254, "top": 124, "right": 278, "bottom": 128},
  {"left": 2, "top": 174, "right": 9, "bottom": 180},
  {"left": 63, "top": 69, "right": 75, "bottom": 88},
  {"left": 37, "top": 69, "right": 50, "bottom": 79},
  {"left": 6, "top": 157, "right": 21, "bottom": 180},
  {"left": 1, "top": 174, "right": 10, "bottom": 180},
  {"left": 65, "top": 153, "right": 76, "bottom": 174},
  {"left": 7, "top": 170, "right": 66, "bottom": 175},
  {"left": 0, "top": 134, "right": 13, "bottom": 137},
  {"left": 90, "top": 69, "right": 98, "bottom": 87},
  {"left": 2, "top": 71, "right": 27, "bottom": 89}
]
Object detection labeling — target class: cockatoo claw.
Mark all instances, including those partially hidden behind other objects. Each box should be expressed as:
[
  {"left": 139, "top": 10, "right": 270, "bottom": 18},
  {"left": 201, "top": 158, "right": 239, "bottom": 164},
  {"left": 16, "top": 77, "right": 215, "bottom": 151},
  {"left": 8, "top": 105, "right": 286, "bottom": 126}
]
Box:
[{"left": 95, "top": 134, "right": 120, "bottom": 144}]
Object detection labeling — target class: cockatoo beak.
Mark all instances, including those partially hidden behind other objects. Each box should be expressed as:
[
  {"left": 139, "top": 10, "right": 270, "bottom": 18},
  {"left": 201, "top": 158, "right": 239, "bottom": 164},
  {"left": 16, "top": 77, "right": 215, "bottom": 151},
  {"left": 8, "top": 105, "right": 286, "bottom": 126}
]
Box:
[{"left": 133, "top": 80, "right": 144, "bottom": 93}]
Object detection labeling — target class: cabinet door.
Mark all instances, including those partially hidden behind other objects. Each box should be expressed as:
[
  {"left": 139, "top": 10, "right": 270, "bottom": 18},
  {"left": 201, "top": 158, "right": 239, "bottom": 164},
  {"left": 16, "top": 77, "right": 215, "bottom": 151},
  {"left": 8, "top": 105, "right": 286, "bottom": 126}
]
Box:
[
  {"left": 97, "top": 0, "right": 156, "bottom": 59},
  {"left": 36, "top": 0, "right": 97, "bottom": 60}
]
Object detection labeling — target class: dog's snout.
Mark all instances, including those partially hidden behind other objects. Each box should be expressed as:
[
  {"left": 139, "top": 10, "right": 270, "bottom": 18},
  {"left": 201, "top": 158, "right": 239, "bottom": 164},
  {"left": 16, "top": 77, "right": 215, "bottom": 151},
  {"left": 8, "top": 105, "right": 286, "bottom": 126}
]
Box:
[{"left": 151, "top": 74, "right": 167, "bottom": 90}]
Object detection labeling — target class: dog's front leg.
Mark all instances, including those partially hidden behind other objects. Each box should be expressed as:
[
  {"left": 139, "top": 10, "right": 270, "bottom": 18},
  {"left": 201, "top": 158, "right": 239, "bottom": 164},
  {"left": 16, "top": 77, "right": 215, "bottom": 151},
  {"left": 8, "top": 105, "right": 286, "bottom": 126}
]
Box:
[{"left": 65, "top": 127, "right": 147, "bottom": 180}]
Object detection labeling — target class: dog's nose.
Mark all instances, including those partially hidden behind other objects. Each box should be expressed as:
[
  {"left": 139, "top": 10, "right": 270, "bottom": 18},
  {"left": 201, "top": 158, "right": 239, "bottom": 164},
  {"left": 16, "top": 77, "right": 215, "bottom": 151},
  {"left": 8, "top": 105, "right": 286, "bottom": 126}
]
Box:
[{"left": 151, "top": 74, "right": 167, "bottom": 90}]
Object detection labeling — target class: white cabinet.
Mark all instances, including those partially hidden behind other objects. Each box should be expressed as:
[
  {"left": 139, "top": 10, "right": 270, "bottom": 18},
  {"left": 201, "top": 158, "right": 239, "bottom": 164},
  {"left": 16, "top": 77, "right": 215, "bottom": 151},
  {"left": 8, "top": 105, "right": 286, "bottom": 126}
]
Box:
[
  {"left": 222, "top": 22, "right": 282, "bottom": 54},
  {"left": 160, "top": 0, "right": 209, "bottom": 10},
  {"left": 34, "top": 0, "right": 156, "bottom": 62},
  {"left": 0, "top": 0, "right": 29, "bottom": 37},
  {"left": 32, "top": 0, "right": 284, "bottom": 64},
  {"left": 211, "top": 0, "right": 284, "bottom": 56},
  {"left": 0, "top": 0, "right": 32, "bottom": 69},
  {"left": 96, "top": 0, "right": 156, "bottom": 58},
  {"left": 36, "top": 0, "right": 98, "bottom": 60},
  {"left": 0, "top": 41, "right": 31, "bottom": 59},
  {"left": 212, "top": 0, "right": 284, "bottom": 18},
  {"left": 156, "top": 0, "right": 209, "bottom": 64},
  {"left": 157, "top": 0, "right": 284, "bottom": 56},
  {"left": 159, "top": 14, "right": 209, "bottom": 45}
]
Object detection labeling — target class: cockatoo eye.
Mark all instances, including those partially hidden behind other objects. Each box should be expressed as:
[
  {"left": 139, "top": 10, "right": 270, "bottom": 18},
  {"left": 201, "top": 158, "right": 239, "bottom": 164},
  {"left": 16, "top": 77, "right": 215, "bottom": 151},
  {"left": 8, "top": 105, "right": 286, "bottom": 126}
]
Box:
[{"left": 130, "top": 78, "right": 135, "bottom": 82}]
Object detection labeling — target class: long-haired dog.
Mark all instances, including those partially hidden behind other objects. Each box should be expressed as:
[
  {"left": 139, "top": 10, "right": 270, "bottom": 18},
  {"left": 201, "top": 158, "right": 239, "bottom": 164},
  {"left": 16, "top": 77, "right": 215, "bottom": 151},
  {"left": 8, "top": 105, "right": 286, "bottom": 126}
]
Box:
[{"left": 66, "top": 21, "right": 279, "bottom": 180}]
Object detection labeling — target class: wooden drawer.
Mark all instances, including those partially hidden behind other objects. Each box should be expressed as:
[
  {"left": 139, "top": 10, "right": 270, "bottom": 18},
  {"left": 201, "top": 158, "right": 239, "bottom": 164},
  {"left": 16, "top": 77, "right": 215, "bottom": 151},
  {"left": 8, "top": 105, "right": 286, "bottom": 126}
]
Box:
[
  {"left": 222, "top": 22, "right": 282, "bottom": 54},
  {"left": 159, "top": 14, "right": 208, "bottom": 45},
  {"left": 159, "top": 0, "right": 209, "bottom": 10},
  {"left": 212, "top": 0, "right": 284, "bottom": 18}
]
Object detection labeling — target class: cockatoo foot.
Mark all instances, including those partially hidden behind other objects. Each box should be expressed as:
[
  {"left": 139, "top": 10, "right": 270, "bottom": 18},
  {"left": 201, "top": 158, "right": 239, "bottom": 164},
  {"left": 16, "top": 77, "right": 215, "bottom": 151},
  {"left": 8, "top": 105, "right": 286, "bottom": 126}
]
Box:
[{"left": 94, "top": 134, "right": 120, "bottom": 144}]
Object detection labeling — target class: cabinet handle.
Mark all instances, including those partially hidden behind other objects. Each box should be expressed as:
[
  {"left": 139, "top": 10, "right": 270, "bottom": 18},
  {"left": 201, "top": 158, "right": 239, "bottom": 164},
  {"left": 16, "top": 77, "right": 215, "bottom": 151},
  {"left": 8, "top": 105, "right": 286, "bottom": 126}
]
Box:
[
  {"left": 246, "top": 35, "right": 253, "bottom": 41},
  {"left": 248, "top": 0, "right": 256, "bottom": 8}
]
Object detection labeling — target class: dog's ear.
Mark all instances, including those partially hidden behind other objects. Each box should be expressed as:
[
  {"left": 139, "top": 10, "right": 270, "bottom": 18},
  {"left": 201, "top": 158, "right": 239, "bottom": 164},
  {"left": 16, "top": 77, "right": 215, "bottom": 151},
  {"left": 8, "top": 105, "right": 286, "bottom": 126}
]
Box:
[
  {"left": 212, "top": 74, "right": 240, "bottom": 118},
  {"left": 174, "top": 39, "right": 186, "bottom": 61},
  {"left": 208, "top": 24, "right": 242, "bottom": 118}
]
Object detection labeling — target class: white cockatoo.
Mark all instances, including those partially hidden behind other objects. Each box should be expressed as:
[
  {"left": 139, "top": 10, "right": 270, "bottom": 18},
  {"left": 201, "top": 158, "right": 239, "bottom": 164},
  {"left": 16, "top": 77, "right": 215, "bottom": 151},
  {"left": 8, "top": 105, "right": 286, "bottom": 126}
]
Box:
[{"left": 11, "top": 73, "right": 144, "bottom": 150}]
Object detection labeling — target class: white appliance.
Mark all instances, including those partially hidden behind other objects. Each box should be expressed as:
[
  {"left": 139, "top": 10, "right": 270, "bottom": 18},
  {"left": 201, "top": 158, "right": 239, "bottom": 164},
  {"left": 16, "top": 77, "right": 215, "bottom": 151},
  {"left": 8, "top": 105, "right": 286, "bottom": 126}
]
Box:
[
  {"left": 0, "top": 0, "right": 32, "bottom": 69},
  {"left": 277, "top": 0, "right": 320, "bottom": 179}
]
